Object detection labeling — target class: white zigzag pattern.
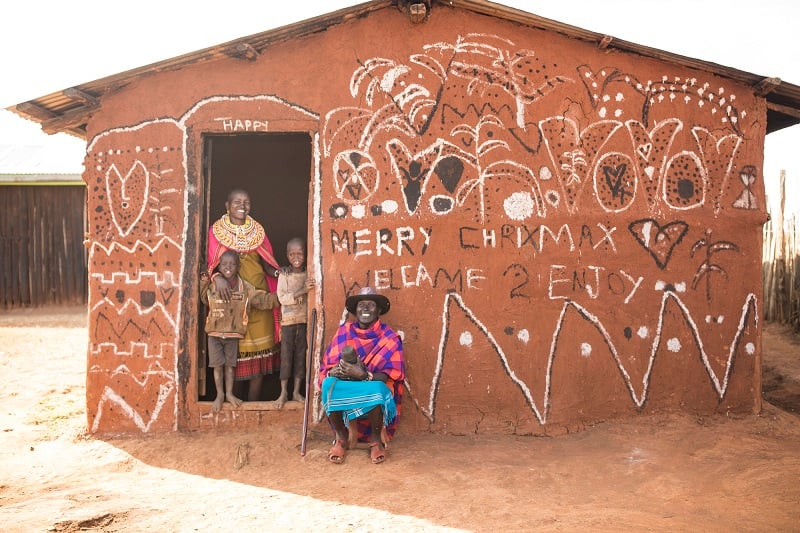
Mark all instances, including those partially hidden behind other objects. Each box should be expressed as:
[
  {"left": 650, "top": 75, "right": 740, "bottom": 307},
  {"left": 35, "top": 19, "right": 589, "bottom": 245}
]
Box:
[
  {"left": 88, "top": 235, "right": 183, "bottom": 257},
  {"left": 87, "top": 362, "right": 174, "bottom": 385},
  {"left": 89, "top": 298, "right": 178, "bottom": 358},
  {"left": 90, "top": 297, "right": 178, "bottom": 329},
  {"left": 90, "top": 382, "right": 175, "bottom": 433},
  {"left": 419, "top": 291, "right": 758, "bottom": 425}
]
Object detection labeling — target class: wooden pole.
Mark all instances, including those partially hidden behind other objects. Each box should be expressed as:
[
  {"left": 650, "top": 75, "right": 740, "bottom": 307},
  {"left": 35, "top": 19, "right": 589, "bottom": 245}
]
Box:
[
  {"left": 792, "top": 215, "right": 799, "bottom": 330},
  {"left": 764, "top": 215, "right": 777, "bottom": 321},
  {"left": 300, "top": 308, "right": 318, "bottom": 456},
  {"left": 779, "top": 171, "right": 787, "bottom": 322}
]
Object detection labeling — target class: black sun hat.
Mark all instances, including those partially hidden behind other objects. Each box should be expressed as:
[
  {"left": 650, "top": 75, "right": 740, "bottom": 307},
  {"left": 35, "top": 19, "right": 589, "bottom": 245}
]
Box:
[{"left": 345, "top": 286, "right": 391, "bottom": 315}]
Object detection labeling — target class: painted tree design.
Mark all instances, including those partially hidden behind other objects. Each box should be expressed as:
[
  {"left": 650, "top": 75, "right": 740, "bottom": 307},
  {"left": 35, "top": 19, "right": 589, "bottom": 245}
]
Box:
[
  {"left": 447, "top": 114, "right": 545, "bottom": 222},
  {"left": 690, "top": 228, "right": 740, "bottom": 302}
]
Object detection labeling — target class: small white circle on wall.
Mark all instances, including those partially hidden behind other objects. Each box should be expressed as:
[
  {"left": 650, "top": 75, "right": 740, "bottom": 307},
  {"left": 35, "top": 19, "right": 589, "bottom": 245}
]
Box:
[
  {"left": 459, "top": 331, "right": 473, "bottom": 347},
  {"left": 503, "top": 191, "right": 534, "bottom": 221},
  {"left": 667, "top": 337, "right": 682, "bottom": 352},
  {"left": 351, "top": 204, "right": 366, "bottom": 219},
  {"left": 382, "top": 199, "right": 398, "bottom": 214}
]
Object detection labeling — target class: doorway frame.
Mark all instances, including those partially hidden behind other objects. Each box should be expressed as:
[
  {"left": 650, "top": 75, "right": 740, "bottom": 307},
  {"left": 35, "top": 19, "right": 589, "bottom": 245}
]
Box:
[
  {"left": 198, "top": 131, "right": 314, "bottom": 404},
  {"left": 178, "top": 95, "right": 323, "bottom": 429}
]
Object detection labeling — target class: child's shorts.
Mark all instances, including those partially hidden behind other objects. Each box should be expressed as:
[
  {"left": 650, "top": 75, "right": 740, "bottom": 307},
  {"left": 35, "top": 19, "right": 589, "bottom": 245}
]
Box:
[{"left": 208, "top": 336, "right": 239, "bottom": 367}]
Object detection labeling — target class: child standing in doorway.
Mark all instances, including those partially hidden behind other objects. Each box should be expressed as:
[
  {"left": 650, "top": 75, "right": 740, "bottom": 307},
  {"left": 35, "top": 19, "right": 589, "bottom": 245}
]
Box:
[
  {"left": 200, "top": 250, "right": 279, "bottom": 412},
  {"left": 276, "top": 238, "right": 315, "bottom": 408}
]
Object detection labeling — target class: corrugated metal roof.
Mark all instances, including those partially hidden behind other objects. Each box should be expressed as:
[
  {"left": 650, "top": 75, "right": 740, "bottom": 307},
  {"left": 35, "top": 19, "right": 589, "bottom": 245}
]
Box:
[
  {"left": 0, "top": 174, "right": 84, "bottom": 185},
  {"left": 6, "top": 0, "right": 800, "bottom": 138}
]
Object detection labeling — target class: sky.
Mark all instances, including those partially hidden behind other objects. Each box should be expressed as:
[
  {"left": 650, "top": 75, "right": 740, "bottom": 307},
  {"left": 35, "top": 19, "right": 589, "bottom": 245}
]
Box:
[{"left": 1, "top": 0, "right": 798, "bottom": 215}]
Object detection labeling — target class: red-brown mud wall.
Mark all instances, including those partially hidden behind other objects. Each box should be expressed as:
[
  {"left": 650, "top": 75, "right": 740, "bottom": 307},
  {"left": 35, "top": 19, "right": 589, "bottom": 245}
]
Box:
[{"left": 82, "top": 7, "right": 767, "bottom": 434}]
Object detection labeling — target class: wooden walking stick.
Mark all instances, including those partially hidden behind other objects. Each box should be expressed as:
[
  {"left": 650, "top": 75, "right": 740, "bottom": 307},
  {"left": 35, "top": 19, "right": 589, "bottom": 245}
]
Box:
[{"left": 300, "top": 308, "right": 317, "bottom": 456}]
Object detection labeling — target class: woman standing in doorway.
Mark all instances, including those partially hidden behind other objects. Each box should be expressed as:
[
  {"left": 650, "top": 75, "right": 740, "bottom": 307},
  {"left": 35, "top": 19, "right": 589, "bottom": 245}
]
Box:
[{"left": 207, "top": 189, "right": 282, "bottom": 401}]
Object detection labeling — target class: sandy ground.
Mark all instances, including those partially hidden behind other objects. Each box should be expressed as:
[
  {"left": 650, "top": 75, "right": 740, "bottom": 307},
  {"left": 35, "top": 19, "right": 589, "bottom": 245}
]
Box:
[{"left": 1, "top": 306, "right": 799, "bottom": 532}]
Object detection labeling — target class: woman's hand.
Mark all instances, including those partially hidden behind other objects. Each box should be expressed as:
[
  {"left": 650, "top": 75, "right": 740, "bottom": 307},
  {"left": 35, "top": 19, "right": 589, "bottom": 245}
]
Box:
[{"left": 213, "top": 274, "right": 232, "bottom": 302}]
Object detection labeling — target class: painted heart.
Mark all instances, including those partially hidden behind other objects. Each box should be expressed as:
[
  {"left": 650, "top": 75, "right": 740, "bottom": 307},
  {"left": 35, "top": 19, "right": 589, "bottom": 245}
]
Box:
[
  {"left": 434, "top": 155, "right": 464, "bottom": 194},
  {"left": 636, "top": 142, "right": 653, "bottom": 161},
  {"left": 105, "top": 160, "right": 150, "bottom": 238},
  {"left": 628, "top": 219, "right": 689, "bottom": 269},
  {"left": 603, "top": 164, "right": 628, "bottom": 191},
  {"left": 159, "top": 286, "right": 176, "bottom": 306}
]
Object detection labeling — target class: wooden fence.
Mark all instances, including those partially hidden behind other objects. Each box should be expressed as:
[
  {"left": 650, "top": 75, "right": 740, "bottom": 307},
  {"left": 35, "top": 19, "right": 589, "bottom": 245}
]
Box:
[
  {"left": 762, "top": 171, "right": 800, "bottom": 332},
  {"left": 0, "top": 185, "right": 87, "bottom": 308}
]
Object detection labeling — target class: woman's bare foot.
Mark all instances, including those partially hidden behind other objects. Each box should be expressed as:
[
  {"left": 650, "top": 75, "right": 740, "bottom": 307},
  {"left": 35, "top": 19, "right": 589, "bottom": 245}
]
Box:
[
  {"left": 212, "top": 394, "right": 224, "bottom": 412},
  {"left": 226, "top": 393, "right": 243, "bottom": 408},
  {"left": 275, "top": 392, "right": 287, "bottom": 409},
  {"left": 292, "top": 392, "right": 305, "bottom": 403}
]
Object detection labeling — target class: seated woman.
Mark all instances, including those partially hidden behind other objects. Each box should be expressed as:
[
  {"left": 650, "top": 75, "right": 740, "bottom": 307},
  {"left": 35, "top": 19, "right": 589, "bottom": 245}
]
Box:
[{"left": 318, "top": 287, "right": 405, "bottom": 464}]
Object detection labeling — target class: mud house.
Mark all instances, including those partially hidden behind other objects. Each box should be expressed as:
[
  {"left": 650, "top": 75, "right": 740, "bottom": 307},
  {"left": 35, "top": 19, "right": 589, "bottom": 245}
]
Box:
[{"left": 8, "top": 1, "right": 800, "bottom": 435}]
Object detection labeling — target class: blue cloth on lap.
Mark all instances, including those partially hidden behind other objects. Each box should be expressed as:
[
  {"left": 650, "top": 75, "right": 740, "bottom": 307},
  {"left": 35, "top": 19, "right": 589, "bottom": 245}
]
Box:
[{"left": 321, "top": 376, "right": 397, "bottom": 428}]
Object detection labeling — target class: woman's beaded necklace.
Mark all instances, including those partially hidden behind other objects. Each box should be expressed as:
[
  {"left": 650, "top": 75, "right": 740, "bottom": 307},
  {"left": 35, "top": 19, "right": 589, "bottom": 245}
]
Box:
[{"left": 212, "top": 214, "right": 265, "bottom": 253}]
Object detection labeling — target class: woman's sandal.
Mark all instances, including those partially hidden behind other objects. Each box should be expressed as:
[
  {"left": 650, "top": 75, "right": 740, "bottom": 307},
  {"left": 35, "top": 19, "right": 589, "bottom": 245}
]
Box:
[
  {"left": 328, "top": 439, "right": 347, "bottom": 464},
  {"left": 369, "top": 442, "right": 386, "bottom": 464}
]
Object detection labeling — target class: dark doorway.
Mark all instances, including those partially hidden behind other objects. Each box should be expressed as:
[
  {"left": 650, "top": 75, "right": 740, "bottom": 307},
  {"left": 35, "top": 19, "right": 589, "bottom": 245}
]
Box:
[{"left": 199, "top": 132, "right": 312, "bottom": 403}]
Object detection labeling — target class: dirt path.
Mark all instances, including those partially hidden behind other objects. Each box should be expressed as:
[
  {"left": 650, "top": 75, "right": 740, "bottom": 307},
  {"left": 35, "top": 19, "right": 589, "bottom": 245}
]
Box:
[{"left": 1, "top": 306, "right": 799, "bottom": 532}]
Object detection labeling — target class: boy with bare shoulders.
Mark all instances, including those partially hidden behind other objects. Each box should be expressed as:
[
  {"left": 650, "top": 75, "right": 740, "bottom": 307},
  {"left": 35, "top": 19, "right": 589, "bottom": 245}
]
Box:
[{"left": 200, "top": 250, "right": 278, "bottom": 411}]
